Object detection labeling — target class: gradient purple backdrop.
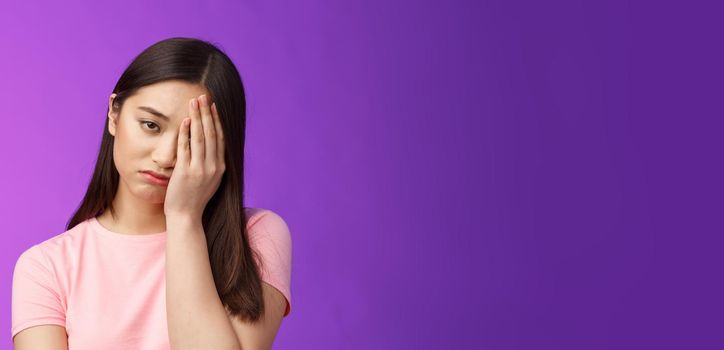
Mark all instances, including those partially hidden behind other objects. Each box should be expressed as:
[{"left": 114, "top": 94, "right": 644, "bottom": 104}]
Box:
[{"left": 1, "top": 0, "right": 722, "bottom": 349}]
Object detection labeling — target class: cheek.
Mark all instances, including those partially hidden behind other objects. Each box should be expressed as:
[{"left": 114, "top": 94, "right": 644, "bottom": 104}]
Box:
[
  {"left": 112, "top": 135, "right": 148, "bottom": 174},
  {"left": 112, "top": 140, "right": 132, "bottom": 175}
]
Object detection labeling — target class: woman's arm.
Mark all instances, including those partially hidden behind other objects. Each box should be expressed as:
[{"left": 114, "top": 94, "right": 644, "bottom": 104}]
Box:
[
  {"left": 13, "top": 325, "right": 68, "bottom": 350},
  {"left": 165, "top": 214, "right": 241, "bottom": 350}
]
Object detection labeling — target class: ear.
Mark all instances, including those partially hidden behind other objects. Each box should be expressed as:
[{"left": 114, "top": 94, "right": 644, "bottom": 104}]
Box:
[{"left": 108, "top": 93, "right": 119, "bottom": 136}]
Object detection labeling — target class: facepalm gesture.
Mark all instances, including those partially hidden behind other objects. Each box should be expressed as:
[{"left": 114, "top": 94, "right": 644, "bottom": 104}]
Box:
[{"left": 164, "top": 94, "right": 226, "bottom": 218}]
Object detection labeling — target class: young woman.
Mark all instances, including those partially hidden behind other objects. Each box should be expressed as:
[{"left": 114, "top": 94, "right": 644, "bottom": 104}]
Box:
[{"left": 11, "top": 37, "right": 292, "bottom": 349}]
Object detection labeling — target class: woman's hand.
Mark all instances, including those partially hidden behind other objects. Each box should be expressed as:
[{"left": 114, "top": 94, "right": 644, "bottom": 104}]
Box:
[{"left": 164, "top": 94, "right": 226, "bottom": 219}]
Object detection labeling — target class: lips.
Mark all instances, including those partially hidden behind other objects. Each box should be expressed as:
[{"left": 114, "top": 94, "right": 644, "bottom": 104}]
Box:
[
  {"left": 140, "top": 171, "right": 170, "bottom": 187},
  {"left": 141, "top": 171, "right": 170, "bottom": 180}
]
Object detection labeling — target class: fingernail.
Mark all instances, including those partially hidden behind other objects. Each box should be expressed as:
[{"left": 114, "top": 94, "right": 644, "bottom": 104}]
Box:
[
  {"left": 191, "top": 98, "right": 198, "bottom": 108},
  {"left": 199, "top": 94, "right": 207, "bottom": 104}
]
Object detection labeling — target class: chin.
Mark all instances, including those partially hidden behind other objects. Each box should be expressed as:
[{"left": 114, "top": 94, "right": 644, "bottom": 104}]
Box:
[{"left": 133, "top": 185, "right": 167, "bottom": 203}]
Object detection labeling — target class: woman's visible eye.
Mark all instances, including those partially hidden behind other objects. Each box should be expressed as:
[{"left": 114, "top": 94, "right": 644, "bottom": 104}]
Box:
[{"left": 140, "top": 121, "right": 160, "bottom": 132}]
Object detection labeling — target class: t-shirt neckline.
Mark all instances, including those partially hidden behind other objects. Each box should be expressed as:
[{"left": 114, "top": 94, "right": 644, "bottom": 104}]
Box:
[{"left": 89, "top": 216, "right": 167, "bottom": 242}]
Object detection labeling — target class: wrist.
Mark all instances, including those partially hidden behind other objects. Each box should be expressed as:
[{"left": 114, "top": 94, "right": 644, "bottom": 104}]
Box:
[{"left": 165, "top": 212, "right": 202, "bottom": 227}]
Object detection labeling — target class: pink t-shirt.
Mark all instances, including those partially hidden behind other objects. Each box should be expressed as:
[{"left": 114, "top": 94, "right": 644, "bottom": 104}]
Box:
[{"left": 11, "top": 207, "right": 292, "bottom": 348}]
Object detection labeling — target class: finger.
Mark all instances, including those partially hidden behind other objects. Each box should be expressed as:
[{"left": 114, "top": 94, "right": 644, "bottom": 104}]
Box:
[
  {"left": 177, "top": 117, "right": 191, "bottom": 168},
  {"left": 189, "top": 97, "right": 205, "bottom": 168},
  {"left": 211, "top": 102, "right": 226, "bottom": 167},
  {"left": 199, "top": 94, "right": 217, "bottom": 168}
]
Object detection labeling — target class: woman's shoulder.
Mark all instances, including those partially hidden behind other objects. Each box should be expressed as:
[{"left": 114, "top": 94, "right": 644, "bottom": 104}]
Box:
[
  {"left": 243, "top": 207, "right": 292, "bottom": 243},
  {"left": 15, "top": 219, "right": 90, "bottom": 266},
  {"left": 244, "top": 207, "right": 287, "bottom": 226}
]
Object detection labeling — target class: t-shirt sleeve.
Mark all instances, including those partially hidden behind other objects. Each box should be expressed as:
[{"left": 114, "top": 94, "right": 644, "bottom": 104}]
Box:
[
  {"left": 11, "top": 244, "right": 66, "bottom": 340},
  {"left": 248, "top": 210, "right": 293, "bottom": 317}
]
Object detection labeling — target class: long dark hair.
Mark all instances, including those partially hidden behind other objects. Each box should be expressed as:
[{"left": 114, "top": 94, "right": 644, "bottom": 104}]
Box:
[{"left": 66, "top": 37, "right": 266, "bottom": 322}]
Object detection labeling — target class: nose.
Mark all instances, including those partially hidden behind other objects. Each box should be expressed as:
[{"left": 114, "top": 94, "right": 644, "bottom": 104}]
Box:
[{"left": 151, "top": 133, "right": 178, "bottom": 169}]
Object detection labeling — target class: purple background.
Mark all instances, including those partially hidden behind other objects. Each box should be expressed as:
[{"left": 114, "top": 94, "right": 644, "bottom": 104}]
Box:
[{"left": 1, "top": 0, "right": 722, "bottom": 349}]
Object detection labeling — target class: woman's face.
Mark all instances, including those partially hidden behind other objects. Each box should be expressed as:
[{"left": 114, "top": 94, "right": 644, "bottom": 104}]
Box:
[{"left": 107, "top": 80, "right": 211, "bottom": 203}]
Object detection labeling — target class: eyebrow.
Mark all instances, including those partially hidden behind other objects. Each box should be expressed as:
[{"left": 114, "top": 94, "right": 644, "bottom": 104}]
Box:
[{"left": 137, "top": 106, "right": 170, "bottom": 121}]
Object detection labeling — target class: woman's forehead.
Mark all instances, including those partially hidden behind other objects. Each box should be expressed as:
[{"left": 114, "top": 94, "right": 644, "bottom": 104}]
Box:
[{"left": 128, "top": 81, "right": 209, "bottom": 121}]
